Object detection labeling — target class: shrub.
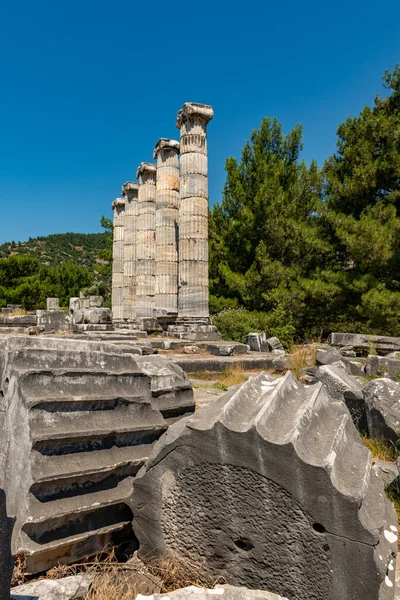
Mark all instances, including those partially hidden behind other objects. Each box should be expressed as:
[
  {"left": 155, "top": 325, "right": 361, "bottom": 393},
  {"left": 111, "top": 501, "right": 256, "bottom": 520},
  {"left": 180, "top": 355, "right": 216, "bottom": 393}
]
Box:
[{"left": 212, "top": 305, "right": 295, "bottom": 349}]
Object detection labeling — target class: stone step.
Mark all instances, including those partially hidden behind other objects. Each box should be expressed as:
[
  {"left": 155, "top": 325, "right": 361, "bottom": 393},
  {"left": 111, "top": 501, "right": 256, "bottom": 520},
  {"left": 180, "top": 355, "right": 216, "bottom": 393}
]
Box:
[
  {"left": 29, "top": 406, "right": 166, "bottom": 444},
  {"left": 18, "top": 369, "right": 150, "bottom": 403},
  {"left": 31, "top": 444, "right": 153, "bottom": 485},
  {"left": 21, "top": 519, "right": 133, "bottom": 574},
  {"left": 27, "top": 477, "right": 133, "bottom": 523},
  {"left": 11, "top": 347, "right": 141, "bottom": 372},
  {"left": 28, "top": 394, "right": 150, "bottom": 413}
]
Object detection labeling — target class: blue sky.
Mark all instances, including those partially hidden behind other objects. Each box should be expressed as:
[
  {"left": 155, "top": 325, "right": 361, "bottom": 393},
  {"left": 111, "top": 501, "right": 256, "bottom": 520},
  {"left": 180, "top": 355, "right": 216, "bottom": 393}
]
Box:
[{"left": 0, "top": 0, "right": 399, "bottom": 243}]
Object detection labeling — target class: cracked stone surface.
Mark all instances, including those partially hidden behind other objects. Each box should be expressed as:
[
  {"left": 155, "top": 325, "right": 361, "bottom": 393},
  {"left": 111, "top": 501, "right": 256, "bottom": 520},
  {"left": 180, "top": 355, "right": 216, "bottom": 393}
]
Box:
[{"left": 132, "top": 371, "right": 397, "bottom": 600}]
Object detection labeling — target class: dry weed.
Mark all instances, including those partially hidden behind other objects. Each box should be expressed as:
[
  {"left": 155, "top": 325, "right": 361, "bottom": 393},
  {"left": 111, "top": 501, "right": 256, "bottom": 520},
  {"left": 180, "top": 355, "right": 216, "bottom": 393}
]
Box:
[
  {"left": 361, "top": 436, "right": 398, "bottom": 463},
  {"left": 215, "top": 363, "right": 248, "bottom": 390},
  {"left": 9, "top": 308, "right": 28, "bottom": 316},
  {"left": 289, "top": 344, "right": 317, "bottom": 380}
]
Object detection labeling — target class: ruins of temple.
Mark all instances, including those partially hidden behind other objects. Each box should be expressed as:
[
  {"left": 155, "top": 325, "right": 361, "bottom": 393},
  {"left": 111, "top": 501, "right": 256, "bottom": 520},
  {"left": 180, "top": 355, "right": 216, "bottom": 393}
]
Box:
[{"left": 111, "top": 102, "right": 221, "bottom": 341}]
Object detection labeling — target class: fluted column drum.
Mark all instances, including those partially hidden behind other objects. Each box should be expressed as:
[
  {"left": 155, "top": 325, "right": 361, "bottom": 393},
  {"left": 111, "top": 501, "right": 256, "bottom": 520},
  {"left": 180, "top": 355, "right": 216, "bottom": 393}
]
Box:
[
  {"left": 176, "top": 103, "right": 213, "bottom": 319},
  {"left": 121, "top": 182, "right": 138, "bottom": 322},
  {"left": 136, "top": 162, "right": 157, "bottom": 318},
  {"left": 111, "top": 198, "right": 125, "bottom": 322},
  {"left": 154, "top": 138, "right": 180, "bottom": 315}
]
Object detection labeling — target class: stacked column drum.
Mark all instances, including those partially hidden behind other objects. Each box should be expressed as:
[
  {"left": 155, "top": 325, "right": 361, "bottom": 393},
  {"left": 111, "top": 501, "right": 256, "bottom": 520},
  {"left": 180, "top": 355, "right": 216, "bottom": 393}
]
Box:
[{"left": 111, "top": 102, "right": 216, "bottom": 334}]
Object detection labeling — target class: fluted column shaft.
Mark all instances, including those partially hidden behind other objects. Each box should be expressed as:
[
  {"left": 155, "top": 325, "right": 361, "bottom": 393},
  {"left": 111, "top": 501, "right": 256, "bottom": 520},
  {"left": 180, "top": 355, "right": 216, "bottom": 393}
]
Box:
[
  {"left": 111, "top": 198, "right": 125, "bottom": 322},
  {"left": 154, "top": 139, "right": 180, "bottom": 315},
  {"left": 122, "top": 182, "right": 139, "bottom": 322},
  {"left": 135, "top": 162, "right": 157, "bottom": 318},
  {"left": 176, "top": 103, "right": 214, "bottom": 320}
]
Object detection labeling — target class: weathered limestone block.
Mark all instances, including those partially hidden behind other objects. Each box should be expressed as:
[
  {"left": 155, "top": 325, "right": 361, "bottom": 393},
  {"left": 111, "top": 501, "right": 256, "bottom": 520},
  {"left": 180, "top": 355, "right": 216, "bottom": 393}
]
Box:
[
  {"left": 266, "top": 336, "right": 284, "bottom": 351},
  {"left": 316, "top": 364, "right": 367, "bottom": 431},
  {"left": 69, "top": 297, "right": 80, "bottom": 311},
  {"left": 132, "top": 371, "right": 397, "bottom": 600},
  {"left": 363, "top": 378, "right": 400, "bottom": 444},
  {"left": 73, "top": 308, "right": 112, "bottom": 325},
  {"left": 372, "top": 461, "right": 399, "bottom": 488},
  {"left": 0, "top": 488, "right": 14, "bottom": 600},
  {"left": 139, "top": 586, "right": 289, "bottom": 600},
  {"left": 111, "top": 197, "right": 125, "bottom": 322},
  {"left": 329, "top": 332, "right": 400, "bottom": 356},
  {"left": 122, "top": 182, "right": 139, "bottom": 323},
  {"left": 88, "top": 296, "right": 103, "bottom": 308},
  {"left": 0, "top": 335, "right": 170, "bottom": 574},
  {"left": 46, "top": 298, "right": 59, "bottom": 311},
  {"left": 206, "top": 342, "right": 249, "bottom": 356},
  {"left": 136, "top": 163, "right": 157, "bottom": 320},
  {"left": 136, "top": 355, "right": 195, "bottom": 423},
  {"left": 176, "top": 103, "right": 213, "bottom": 321},
  {"left": 11, "top": 575, "right": 91, "bottom": 600},
  {"left": 366, "top": 355, "right": 400, "bottom": 379},
  {"left": 246, "top": 332, "right": 269, "bottom": 352},
  {"left": 36, "top": 310, "right": 72, "bottom": 333}
]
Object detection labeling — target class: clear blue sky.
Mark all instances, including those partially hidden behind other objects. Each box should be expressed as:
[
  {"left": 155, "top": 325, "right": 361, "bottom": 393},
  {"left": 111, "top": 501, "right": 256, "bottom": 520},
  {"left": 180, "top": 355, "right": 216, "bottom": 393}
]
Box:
[{"left": 0, "top": 0, "right": 399, "bottom": 243}]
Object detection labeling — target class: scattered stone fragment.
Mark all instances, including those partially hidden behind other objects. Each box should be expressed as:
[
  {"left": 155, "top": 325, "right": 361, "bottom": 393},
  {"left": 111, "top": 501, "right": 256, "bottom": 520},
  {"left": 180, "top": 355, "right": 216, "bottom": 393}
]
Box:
[
  {"left": 132, "top": 371, "right": 397, "bottom": 599},
  {"left": 0, "top": 488, "right": 14, "bottom": 600},
  {"left": 136, "top": 586, "right": 289, "bottom": 600},
  {"left": 316, "top": 364, "right": 367, "bottom": 431},
  {"left": 271, "top": 353, "right": 290, "bottom": 371},
  {"left": 11, "top": 575, "right": 92, "bottom": 600},
  {"left": 316, "top": 348, "right": 343, "bottom": 366},
  {"left": 266, "top": 336, "right": 284, "bottom": 351},
  {"left": 246, "top": 332, "right": 270, "bottom": 352},
  {"left": 372, "top": 461, "right": 399, "bottom": 488},
  {"left": 328, "top": 332, "right": 400, "bottom": 356},
  {"left": 363, "top": 378, "right": 400, "bottom": 444},
  {"left": 366, "top": 355, "right": 400, "bottom": 379},
  {"left": 206, "top": 343, "right": 249, "bottom": 356},
  {"left": 339, "top": 346, "right": 357, "bottom": 357},
  {"left": 183, "top": 345, "right": 201, "bottom": 354}
]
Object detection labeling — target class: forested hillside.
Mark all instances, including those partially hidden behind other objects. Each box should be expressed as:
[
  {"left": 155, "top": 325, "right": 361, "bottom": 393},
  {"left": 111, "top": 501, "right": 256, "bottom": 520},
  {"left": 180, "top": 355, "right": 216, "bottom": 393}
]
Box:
[{"left": 0, "top": 232, "right": 109, "bottom": 269}]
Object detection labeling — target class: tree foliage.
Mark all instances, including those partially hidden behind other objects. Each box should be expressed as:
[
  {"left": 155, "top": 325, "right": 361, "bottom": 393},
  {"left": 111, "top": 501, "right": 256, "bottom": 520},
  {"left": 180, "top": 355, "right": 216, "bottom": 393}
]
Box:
[{"left": 210, "top": 66, "right": 400, "bottom": 339}]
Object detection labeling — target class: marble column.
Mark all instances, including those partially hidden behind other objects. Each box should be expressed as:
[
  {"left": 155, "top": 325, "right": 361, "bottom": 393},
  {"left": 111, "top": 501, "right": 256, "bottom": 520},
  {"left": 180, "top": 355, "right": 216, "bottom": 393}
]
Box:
[
  {"left": 153, "top": 138, "right": 180, "bottom": 316},
  {"left": 176, "top": 102, "right": 214, "bottom": 321},
  {"left": 111, "top": 197, "right": 125, "bottom": 322},
  {"left": 121, "top": 181, "right": 139, "bottom": 323},
  {"left": 135, "top": 162, "right": 157, "bottom": 318}
]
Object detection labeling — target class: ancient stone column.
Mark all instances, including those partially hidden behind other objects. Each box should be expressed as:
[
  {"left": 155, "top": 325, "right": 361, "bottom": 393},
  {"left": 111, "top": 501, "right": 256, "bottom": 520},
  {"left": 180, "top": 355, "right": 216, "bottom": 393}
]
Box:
[
  {"left": 176, "top": 102, "right": 213, "bottom": 321},
  {"left": 111, "top": 197, "right": 125, "bottom": 323},
  {"left": 153, "top": 139, "right": 180, "bottom": 317},
  {"left": 122, "top": 181, "right": 139, "bottom": 323},
  {"left": 136, "top": 163, "right": 157, "bottom": 319}
]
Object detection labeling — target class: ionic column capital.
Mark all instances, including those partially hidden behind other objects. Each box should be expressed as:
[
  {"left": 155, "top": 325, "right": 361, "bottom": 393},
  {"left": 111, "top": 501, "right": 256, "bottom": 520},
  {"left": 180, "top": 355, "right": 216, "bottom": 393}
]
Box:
[
  {"left": 176, "top": 102, "right": 214, "bottom": 128},
  {"left": 111, "top": 197, "right": 125, "bottom": 210},
  {"left": 122, "top": 181, "right": 139, "bottom": 197},
  {"left": 136, "top": 162, "right": 157, "bottom": 180},
  {"left": 153, "top": 138, "right": 180, "bottom": 158}
]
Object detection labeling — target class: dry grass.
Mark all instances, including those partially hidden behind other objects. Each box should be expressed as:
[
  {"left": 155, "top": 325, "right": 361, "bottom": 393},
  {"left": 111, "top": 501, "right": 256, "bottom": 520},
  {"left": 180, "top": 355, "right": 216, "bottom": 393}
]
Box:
[
  {"left": 8, "top": 308, "right": 28, "bottom": 316},
  {"left": 12, "top": 547, "right": 223, "bottom": 599},
  {"left": 215, "top": 363, "right": 248, "bottom": 390},
  {"left": 361, "top": 435, "right": 398, "bottom": 463},
  {"left": 289, "top": 344, "right": 317, "bottom": 380}
]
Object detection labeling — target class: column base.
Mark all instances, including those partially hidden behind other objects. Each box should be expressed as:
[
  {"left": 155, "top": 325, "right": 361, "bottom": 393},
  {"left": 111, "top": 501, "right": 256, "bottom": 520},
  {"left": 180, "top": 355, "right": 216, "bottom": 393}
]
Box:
[{"left": 137, "top": 317, "right": 163, "bottom": 332}]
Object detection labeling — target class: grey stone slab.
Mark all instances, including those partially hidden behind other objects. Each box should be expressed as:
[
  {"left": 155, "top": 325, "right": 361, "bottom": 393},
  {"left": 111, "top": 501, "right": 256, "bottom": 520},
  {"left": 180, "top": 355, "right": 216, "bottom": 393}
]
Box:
[
  {"left": 11, "top": 575, "right": 91, "bottom": 600},
  {"left": 246, "top": 332, "right": 270, "bottom": 352},
  {"left": 329, "top": 332, "right": 400, "bottom": 356},
  {"left": 0, "top": 488, "right": 14, "bottom": 600},
  {"left": 132, "top": 371, "right": 397, "bottom": 599},
  {"left": 138, "top": 586, "right": 288, "bottom": 600},
  {"left": 363, "top": 378, "right": 400, "bottom": 444},
  {"left": 266, "top": 336, "right": 284, "bottom": 351},
  {"left": 372, "top": 461, "right": 399, "bottom": 488},
  {"left": 316, "top": 364, "right": 367, "bottom": 432},
  {"left": 366, "top": 355, "right": 400, "bottom": 379}
]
